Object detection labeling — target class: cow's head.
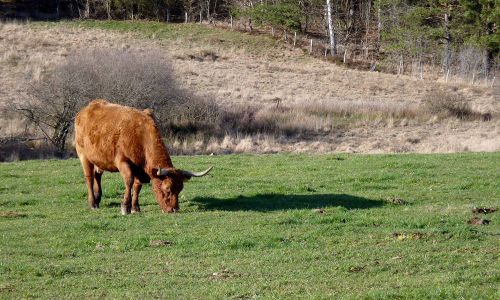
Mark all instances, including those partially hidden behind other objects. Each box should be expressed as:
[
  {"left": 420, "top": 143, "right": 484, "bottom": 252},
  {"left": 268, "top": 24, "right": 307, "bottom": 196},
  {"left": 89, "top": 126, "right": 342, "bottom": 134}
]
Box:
[{"left": 152, "top": 167, "right": 212, "bottom": 213}]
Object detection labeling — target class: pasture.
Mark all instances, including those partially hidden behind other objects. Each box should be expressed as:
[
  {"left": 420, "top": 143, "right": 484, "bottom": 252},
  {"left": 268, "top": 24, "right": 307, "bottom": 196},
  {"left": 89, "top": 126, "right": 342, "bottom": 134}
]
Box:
[{"left": 1, "top": 153, "right": 499, "bottom": 298}]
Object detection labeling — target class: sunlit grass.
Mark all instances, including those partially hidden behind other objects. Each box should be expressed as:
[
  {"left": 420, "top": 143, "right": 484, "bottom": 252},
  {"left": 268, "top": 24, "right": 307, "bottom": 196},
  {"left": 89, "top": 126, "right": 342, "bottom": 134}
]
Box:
[{"left": 1, "top": 153, "right": 499, "bottom": 298}]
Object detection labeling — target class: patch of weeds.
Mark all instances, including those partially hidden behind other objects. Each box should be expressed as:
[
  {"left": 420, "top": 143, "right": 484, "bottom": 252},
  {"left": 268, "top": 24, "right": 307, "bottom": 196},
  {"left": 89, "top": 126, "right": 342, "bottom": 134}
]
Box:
[
  {"left": 276, "top": 217, "right": 302, "bottom": 226},
  {"left": 228, "top": 239, "right": 257, "bottom": 250},
  {"left": 149, "top": 240, "right": 172, "bottom": 247},
  {"left": 82, "top": 221, "right": 111, "bottom": 230},
  {"left": 406, "top": 138, "right": 420, "bottom": 144},
  {"left": 0, "top": 173, "right": 21, "bottom": 178},
  {"left": 326, "top": 156, "right": 345, "bottom": 161},
  {"left": 0, "top": 283, "right": 15, "bottom": 293},
  {"left": 44, "top": 265, "right": 78, "bottom": 278},
  {"left": 348, "top": 266, "right": 365, "bottom": 273},
  {"left": 387, "top": 197, "right": 407, "bottom": 205},
  {"left": 299, "top": 184, "right": 317, "bottom": 192},
  {"left": 19, "top": 200, "right": 37, "bottom": 206},
  {"left": 392, "top": 232, "right": 426, "bottom": 241},
  {"left": 312, "top": 208, "right": 325, "bottom": 214},
  {"left": 0, "top": 211, "right": 27, "bottom": 218},
  {"left": 317, "top": 216, "right": 346, "bottom": 224},
  {"left": 185, "top": 50, "right": 220, "bottom": 62},
  {"left": 210, "top": 268, "right": 244, "bottom": 281}
]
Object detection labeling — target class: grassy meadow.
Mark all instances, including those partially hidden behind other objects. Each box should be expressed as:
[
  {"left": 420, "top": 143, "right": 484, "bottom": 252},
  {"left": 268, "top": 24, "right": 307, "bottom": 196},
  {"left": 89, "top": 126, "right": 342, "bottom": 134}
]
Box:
[{"left": 0, "top": 153, "right": 499, "bottom": 299}]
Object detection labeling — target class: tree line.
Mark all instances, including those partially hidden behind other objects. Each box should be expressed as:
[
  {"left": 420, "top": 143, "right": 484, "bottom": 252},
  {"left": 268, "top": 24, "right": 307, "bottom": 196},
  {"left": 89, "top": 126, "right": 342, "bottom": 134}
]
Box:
[{"left": 1, "top": 0, "right": 498, "bottom": 77}]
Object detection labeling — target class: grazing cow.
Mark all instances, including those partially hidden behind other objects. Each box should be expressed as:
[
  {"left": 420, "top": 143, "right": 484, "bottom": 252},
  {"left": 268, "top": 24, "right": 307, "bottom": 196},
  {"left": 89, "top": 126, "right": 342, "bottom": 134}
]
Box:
[{"left": 74, "top": 99, "right": 212, "bottom": 214}]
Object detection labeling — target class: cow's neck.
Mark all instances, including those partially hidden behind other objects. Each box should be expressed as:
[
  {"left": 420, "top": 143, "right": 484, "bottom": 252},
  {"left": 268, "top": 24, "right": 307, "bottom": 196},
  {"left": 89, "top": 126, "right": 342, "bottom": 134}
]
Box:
[{"left": 144, "top": 132, "right": 173, "bottom": 175}]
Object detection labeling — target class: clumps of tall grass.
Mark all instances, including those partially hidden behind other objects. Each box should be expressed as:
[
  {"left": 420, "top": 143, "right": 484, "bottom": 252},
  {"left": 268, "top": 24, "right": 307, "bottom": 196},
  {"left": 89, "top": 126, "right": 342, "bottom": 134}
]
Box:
[
  {"left": 8, "top": 46, "right": 493, "bottom": 160},
  {"left": 220, "top": 100, "right": 423, "bottom": 137}
]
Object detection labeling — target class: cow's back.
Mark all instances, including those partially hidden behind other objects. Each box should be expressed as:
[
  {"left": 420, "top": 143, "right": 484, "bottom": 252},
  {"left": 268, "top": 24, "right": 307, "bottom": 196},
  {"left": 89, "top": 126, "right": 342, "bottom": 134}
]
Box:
[{"left": 75, "top": 100, "right": 153, "bottom": 172}]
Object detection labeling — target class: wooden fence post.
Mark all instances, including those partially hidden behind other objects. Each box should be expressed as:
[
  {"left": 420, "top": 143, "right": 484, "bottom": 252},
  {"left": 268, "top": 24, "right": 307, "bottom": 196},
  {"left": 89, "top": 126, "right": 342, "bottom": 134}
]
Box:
[
  {"left": 293, "top": 32, "right": 297, "bottom": 47},
  {"left": 309, "top": 39, "right": 313, "bottom": 55}
]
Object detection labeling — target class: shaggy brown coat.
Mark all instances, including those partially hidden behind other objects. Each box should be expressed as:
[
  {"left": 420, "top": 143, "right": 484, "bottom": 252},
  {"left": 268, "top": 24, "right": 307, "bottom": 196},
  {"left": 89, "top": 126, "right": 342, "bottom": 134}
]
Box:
[{"left": 74, "top": 99, "right": 211, "bottom": 214}]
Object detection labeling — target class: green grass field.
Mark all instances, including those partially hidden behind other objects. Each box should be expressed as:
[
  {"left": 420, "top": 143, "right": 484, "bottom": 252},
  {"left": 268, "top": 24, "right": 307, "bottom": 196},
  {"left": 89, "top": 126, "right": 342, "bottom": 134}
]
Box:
[{"left": 1, "top": 153, "right": 499, "bottom": 299}]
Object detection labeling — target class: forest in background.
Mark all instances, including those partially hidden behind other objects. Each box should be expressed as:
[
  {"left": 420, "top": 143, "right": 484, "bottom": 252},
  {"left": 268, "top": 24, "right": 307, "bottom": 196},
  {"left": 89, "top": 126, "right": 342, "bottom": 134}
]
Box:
[{"left": 1, "top": 0, "right": 498, "bottom": 80}]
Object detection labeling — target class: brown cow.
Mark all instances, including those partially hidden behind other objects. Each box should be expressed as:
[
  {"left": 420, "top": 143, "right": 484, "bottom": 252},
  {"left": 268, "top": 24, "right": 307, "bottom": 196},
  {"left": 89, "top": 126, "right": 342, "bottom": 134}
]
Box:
[{"left": 74, "top": 99, "right": 212, "bottom": 214}]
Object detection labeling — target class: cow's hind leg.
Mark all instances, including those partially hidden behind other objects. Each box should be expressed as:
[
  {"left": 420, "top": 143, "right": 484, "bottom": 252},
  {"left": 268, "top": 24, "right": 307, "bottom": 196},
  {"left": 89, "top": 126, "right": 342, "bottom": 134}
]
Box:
[
  {"left": 131, "top": 178, "right": 142, "bottom": 213},
  {"left": 118, "top": 161, "right": 133, "bottom": 215},
  {"left": 93, "top": 167, "right": 104, "bottom": 207},
  {"left": 79, "top": 156, "right": 98, "bottom": 209}
]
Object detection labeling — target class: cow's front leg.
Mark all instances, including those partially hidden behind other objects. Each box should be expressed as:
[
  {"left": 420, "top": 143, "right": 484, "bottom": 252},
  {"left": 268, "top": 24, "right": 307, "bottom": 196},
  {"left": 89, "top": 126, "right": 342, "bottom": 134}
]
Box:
[
  {"left": 93, "top": 167, "right": 103, "bottom": 207},
  {"left": 118, "top": 162, "right": 133, "bottom": 215},
  {"left": 79, "top": 157, "right": 98, "bottom": 209},
  {"left": 131, "top": 178, "right": 142, "bottom": 213}
]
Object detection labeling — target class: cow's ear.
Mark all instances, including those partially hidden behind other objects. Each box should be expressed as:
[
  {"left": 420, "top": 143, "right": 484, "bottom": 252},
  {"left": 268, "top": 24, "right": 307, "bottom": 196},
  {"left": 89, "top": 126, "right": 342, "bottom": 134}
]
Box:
[
  {"left": 152, "top": 167, "right": 169, "bottom": 178},
  {"left": 182, "top": 174, "right": 192, "bottom": 182},
  {"left": 143, "top": 108, "right": 154, "bottom": 117}
]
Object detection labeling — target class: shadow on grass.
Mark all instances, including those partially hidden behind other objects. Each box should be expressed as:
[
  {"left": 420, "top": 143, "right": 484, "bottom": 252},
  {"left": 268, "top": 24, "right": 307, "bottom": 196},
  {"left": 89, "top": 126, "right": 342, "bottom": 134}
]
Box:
[{"left": 191, "top": 193, "right": 384, "bottom": 212}]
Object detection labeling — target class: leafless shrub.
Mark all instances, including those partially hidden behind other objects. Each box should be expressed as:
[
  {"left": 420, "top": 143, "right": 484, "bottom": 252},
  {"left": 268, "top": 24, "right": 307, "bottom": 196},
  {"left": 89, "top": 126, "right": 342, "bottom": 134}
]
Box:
[
  {"left": 457, "top": 47, "right": 486, "bottom": 80},
  {"left": 219, "top": 106, "right": 282, "bottom": 135},
  {"left": 17, "top": 48, "right": 220, "bottom": 156},
  {"left": 423, "top": 91, "right": 490, "bottom": 121}
]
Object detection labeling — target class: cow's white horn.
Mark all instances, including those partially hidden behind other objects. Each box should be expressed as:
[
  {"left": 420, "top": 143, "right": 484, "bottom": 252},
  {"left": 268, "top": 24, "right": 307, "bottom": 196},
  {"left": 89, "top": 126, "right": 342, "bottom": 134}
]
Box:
[
  {"left": 157, "top": 168, "right": 170, "bottom": 176},
  {"left": 180, "top": 166, "right": 213, "bottom": 177}
]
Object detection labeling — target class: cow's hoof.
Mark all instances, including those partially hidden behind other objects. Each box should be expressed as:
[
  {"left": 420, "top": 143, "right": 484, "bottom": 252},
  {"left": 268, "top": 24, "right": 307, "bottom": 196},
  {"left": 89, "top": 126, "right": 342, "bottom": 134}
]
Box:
[
  {"left": 131, "top": 208, "right": 140, "bottom": 214},
  {"left": 121, "top": 206, "right": 131, "bottom": 215},
  {"left": 93, "top": 192, "right": 101, "bottom": 202}
]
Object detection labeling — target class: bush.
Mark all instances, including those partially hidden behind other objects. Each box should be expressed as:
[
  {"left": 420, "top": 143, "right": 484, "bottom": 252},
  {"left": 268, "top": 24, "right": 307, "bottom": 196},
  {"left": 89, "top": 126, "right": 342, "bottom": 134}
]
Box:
[
  {"left": 423, "top": 91, "right": 489, "bottom": 120},
  {"left": 18, "top": 48, "right": 220, "bottom": 156}
]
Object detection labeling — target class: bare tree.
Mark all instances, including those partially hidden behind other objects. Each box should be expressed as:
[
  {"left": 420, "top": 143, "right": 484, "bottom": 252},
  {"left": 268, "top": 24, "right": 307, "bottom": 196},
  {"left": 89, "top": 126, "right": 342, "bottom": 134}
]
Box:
[{"left": 326, "top": 0, "right": 336, "bottom": 55}]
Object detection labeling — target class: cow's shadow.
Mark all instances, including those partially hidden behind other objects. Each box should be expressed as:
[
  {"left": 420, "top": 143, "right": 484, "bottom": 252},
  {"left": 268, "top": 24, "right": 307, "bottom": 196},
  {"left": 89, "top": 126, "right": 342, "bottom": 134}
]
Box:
[{"left": 190, "top": 193, "right": 384, "bottom": 212}]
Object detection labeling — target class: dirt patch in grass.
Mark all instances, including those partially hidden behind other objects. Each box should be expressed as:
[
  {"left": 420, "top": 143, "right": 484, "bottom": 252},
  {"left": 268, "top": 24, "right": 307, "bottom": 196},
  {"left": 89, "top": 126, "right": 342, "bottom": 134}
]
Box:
[
  {"left": 467, "top": 217, "right": 490, "bottom": 225},
  {"left": 149, "top": 240, "right": 173, "bottom": 247},
  {"left": 392, "top": 232, "right": 426, "bottom": 240},
  {"left": 0, "top": 211, "right": 27, "bottom": 218},
  {"left": 210, "top": 269, "right": 244, "bottom": 280},
  {"left": 472, "top": 207, "right": 497, "bottom": 214}
]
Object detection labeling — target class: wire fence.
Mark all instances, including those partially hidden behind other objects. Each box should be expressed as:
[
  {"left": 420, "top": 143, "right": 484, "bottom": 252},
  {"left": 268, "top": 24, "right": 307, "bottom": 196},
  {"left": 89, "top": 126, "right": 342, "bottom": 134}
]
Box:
[{"left": 163, "top": 14, "right": 497, "bottom": 88}]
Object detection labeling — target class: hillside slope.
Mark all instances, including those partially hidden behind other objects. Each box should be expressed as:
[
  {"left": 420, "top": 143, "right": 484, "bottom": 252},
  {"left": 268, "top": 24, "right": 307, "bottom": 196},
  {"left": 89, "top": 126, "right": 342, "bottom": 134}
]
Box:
[{"left": 0, "top": 21, "right": 498, "bottom": 154}]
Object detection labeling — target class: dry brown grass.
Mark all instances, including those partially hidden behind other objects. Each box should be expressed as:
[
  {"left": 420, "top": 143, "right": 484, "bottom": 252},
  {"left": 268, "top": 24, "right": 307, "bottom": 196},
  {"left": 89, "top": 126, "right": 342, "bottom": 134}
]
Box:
[{"left": 0, "top": 21, "right": 498, "bottom": 157}]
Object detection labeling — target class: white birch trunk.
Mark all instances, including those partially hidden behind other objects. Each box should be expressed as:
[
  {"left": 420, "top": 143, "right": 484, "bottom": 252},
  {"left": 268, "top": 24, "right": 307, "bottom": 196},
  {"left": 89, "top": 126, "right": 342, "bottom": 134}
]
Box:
[{"left": 326, "top": 0, "right": 336, "bottom": 56}]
